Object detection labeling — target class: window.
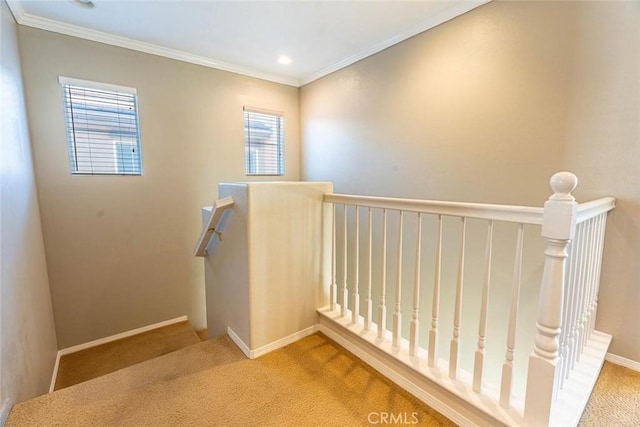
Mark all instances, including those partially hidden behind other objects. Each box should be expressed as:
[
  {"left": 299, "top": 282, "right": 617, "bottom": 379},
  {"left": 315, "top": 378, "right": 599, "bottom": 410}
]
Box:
[
  {"left": 244, "top": 107, "right": 284, "bottom": 176},
  {"left": 60, "top": 77, "right": 143, "bottom": 175}
]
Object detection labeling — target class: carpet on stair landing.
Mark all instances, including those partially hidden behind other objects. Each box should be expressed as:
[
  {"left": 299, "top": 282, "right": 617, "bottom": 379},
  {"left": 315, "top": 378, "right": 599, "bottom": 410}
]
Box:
[
  {"left": 8, "top": 332, "right": 455, "bottom": 426},
  {"left": 54, "top": 320, "right": 201, "bottom": 390}
]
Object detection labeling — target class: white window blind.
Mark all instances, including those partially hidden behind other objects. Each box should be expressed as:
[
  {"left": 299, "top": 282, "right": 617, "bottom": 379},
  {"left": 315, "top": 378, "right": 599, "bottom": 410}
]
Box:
[
  {"left": 59, "top": 77, "right": 143, "bottom": 175},
  {"left": 244, "top": 107, "right": 284, "bottom": 176}
]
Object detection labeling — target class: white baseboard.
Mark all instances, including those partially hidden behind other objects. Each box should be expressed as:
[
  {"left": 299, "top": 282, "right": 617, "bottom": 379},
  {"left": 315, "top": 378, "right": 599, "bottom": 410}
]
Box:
[
  {"left": 227, "top": 327, "right": 252, "bottom": 358},
  {"left": 57, "top": 316, "right": 189, "bottom": 356},
  {"left": 606, "top": 353, "right": 640, "bottom": 372},
  {"left": 1, "top": 397, "right": 12, "bottom": 426},
  {"left": 48, "top": 351, "right": 62, "bottom": 393},
  {"left": 250, "top": 326, "right": 318, "bottom": 358},
  {"left": 227, "top": 325, "right": 318, "bottom": 359},
  {"left": 49, "top": 315, "right": 188, "bottom": 392}
]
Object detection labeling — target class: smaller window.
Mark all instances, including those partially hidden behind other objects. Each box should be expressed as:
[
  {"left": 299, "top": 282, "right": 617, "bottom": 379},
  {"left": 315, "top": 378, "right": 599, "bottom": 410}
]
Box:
[
  {"left": 59, "top": 76, "right": 143, "bottom": 175},
  {"left": 244, "top": 107, "right": 284, "bottom": 176}
]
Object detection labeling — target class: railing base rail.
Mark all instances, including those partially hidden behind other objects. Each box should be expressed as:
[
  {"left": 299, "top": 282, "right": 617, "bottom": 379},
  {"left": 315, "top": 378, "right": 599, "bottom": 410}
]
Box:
[
  {"left": 550, "top": 331, "right": 611, "bottom": 427},
  {"left": 318, "top": 305, "right": 611, "bottom": 427},
  {"left": 317, "top": 305, "right": 523, "bottom": 427}
]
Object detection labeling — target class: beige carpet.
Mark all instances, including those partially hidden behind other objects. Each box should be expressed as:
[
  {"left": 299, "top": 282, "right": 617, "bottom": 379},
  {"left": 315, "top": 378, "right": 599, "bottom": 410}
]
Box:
[
  {"left": 54, "top": 320, "right": 200, "bottom": 390},
  {"left": 579, "top": 361, "right": 640, "bottom": 426},
  {"left": 195, "top": 329, "right": 209, "bottom": 341},
  {"left": 8, "top": 331, "right": 638, "bottom": 426},
  {"left": 9, "top": 333, "right": 454, "bottom": 426}
]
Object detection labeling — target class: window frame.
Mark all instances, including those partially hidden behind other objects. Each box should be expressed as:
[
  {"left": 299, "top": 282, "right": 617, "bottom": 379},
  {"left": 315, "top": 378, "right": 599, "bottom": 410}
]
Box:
[
  {"left": 59, "top": 76, "right": 143, "bottom": 176},
  {"left": 243, "top": 106, "right": 284, "bottom": 176}
]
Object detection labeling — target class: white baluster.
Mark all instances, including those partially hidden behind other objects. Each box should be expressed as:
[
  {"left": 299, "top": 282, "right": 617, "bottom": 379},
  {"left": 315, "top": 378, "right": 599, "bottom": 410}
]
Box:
[
  {"left": 588, "top": 217, "right": 597, "bottom": 338},
  {"left": 571, "top": 221, "right": 587, "bottom": 371},
  {"left": 500, "top": 223, "right": 524, "bottom": 408},
  {"left": 577, "top": 218, "right": 593, "bottom": 358},
  {"left": 524, "top": 172, "right": 578, "bottom": 426},
  {"left": 378, "top": 209, "right": 388, "bottom": 340},
  {"left": 584, "top": 217, "right": 598, "bottom": 349},
  {"left": 410, "top": 213, "right": 423, "bottom": 357},
  {"left": 565, "top": 223, "right": 582, "bottom": 379},
  {"left": 473, "top": 220, "right": 494, "bottom": 393},
  {"left": 428, "top": 215, "right": 443, "bottom": 368},
  {"left": 352, "top": 206, "right": 360, "bottom": 324},
  {"left": 589, "top": 214, "right": 606, "bottom": 338},
  {"left": 342, "top": 205, "right": 348, "bottom": 318},
  {"left": 449, "top": 217, "right": 466, "bottom": 380},
  {"left": 364, "top": 207, "right": 373, "bottom": 331},
  {"left": 580, "top": 218, "right": 597, "bottom": 353},
  {"left": 559, "top": 233, "right": 577, "bottom": 387},
  {"left": 584, "top": 216, "right": 600, "bottom": 349},
  {"left": 330, "top": 203, "right": 337, "bottom": 311},
  {"left": 393, "top": 211, "right": 404, "bottom": 349}
]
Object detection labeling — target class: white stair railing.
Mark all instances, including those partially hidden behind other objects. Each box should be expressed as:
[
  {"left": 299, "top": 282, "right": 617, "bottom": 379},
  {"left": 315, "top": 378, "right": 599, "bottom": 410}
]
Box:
[
  {"left": 194, "top": 196, "right": 234, "bottom": 257},
  {"left": 524, "top": 174, "right": 615, "bottom": 426},
  {"left": 324, "top": 192, "right": 543, "bottom": 417},
  {"left": 320, "top": 172, "right": 615, "bottom": 426}
]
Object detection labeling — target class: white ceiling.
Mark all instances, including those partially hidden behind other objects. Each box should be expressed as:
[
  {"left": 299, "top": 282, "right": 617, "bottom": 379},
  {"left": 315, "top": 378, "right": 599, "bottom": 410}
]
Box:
[{"left": 7, "top": 0, "right": 487, "bottom": 87}]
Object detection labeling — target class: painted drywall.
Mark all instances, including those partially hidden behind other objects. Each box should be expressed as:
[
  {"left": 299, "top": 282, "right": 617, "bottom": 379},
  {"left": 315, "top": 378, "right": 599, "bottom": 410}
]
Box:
[
  {"left": 558, "top": 2, "right": 640, "bottom": 365},
  {"left": 0, "top": 2, "right": 58, "bottom": 421},
  {"left": 205, "top": 182, "right": 332, "bottom": 350},
  {"left": 247, "top": 182, "right": 332, "bottom": 348},
  {"left": 205, "top": 184, "right": 250, "bottom": 342},
  {"left": 18, "top": 26, "right": 300, "bottom": 348},
  {"left": 301, "top": 1, "right": 640, "bottom": 363}
]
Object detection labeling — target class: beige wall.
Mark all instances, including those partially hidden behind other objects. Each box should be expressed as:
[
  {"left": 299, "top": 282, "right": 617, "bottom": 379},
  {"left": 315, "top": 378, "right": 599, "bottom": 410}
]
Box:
[
  {"left": 301, "top": 1, "right": 640, "bottom": 362},
  {"left": 0, "top": 2, "right": 58, "bottom": 421},
  {"left": 205, "top": 184, "right": 250, "bottom": 342},
  {"left": 560, "top": 2, "right": 640, "bottom": 364},
  {"left": 205, "top": 182, "right": 331, "bottom": 351},
  {"left": 247, "top": 182, "right": 331, "bottom": 349},
  {"left": 18, "top": 26, "right": 300, "bottom": 348}
]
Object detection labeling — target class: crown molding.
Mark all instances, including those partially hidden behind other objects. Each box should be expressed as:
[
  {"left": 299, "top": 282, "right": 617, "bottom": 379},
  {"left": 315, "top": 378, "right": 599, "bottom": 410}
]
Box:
[
  {"left": 7, "top": 0, "right": 488, "bottom": 89},
  {"left": 6, "top": 2, "right": 300, "bottom": 87},
  {"left": 5, "top": 0, "right": 24, "bottom": 22},
  {"left": 299, "top": 0, "right": 490, "bottom": 86}
]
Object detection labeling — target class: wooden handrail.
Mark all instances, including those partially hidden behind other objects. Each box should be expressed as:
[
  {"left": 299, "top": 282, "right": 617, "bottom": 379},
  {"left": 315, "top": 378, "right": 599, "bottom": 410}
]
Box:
[{"left": 194, "top": 196, "right": 234, "bottom": 257}]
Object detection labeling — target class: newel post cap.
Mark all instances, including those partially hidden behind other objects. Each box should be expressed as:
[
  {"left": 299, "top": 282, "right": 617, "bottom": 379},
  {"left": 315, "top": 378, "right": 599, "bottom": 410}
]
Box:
[{"left": 549, "top": 172, "right": 578, "bottom": 201}]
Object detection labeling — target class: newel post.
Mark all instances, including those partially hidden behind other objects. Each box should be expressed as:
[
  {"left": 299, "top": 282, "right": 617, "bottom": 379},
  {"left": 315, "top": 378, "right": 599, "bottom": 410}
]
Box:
[{"left": 524, "top": 172, "right": 578, "bottom": 426}]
